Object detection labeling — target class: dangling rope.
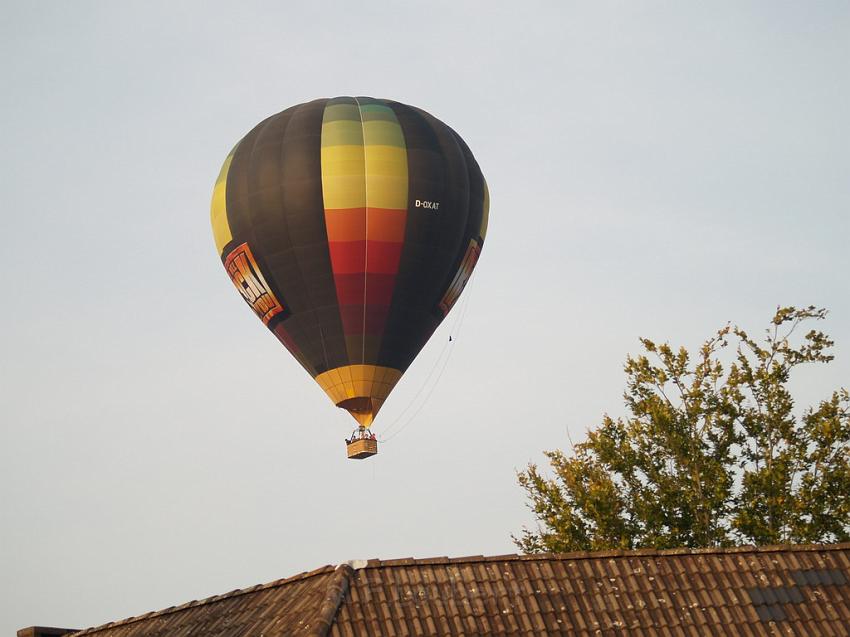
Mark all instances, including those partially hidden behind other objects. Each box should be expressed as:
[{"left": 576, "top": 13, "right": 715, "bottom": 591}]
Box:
[
  {"left": 378, "top": 282, "right": 472, "bottom": 438},
  {"left": 379, "top": 273, "right": 477, "bottom": 443},
  {"left": 378, "top": 338, "right": 452, "bottom": 437},
  {"left": 378, "top": 277, "right": 474, "bottom": 438}
]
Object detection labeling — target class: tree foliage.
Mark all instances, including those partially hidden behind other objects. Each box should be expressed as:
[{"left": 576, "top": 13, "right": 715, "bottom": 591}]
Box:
[{"left": 516, "top": 307, "right": 850, "bottom": 553}]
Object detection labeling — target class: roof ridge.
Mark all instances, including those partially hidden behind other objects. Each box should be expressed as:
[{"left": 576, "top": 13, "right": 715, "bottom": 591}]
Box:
[
  {"left": 66, "top": 564, "right": 338, "bottom": 636},
  {"left": 308, "top": 564, "right": 353, "bottom": 637},
  {"left": 357, "top": 541, "right": 850, "bottom": 568},
  {"left": 541, "top": 541, "right": 850, "bottom": 560}
]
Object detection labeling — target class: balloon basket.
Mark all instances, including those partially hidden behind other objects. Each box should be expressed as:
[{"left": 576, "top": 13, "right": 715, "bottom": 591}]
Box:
[{"left": 347, "top": 438, "right": 378, "bottom": 460}]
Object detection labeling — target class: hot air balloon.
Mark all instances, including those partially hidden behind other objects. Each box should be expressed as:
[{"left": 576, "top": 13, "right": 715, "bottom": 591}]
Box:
[{"left": 211, "top": 97, "right": 488, "bottom": 458}]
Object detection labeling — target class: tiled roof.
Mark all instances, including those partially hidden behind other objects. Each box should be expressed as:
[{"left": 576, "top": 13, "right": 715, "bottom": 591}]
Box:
[{"left": 38, "top": 543, "right": 850, "bottom": 636}]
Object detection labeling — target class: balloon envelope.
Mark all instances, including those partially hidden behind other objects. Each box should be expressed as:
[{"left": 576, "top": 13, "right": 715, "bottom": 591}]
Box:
[{"left": 211, "top": 97, "right": 488, "bottom": 427}]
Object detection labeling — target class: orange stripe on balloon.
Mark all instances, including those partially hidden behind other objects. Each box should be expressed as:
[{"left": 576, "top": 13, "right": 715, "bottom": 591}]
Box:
[
  {"left": 325, "top": 208, "right": 366, "bottom": 242},
  {"left": 326, "top": 207, "right": 406, "bottom": 243},
  {"left": 367, "top": 208, "right": 407, "bottom": 243}
]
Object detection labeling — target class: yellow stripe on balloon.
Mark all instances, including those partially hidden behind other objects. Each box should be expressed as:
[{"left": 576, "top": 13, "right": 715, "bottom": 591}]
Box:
[
  {"left": 480, "top": 178, "right": 490, "bottom": 241},
  {"left": 364, "top": 144, "right": 408, "bottom": 210},
  {"left": 211, "top": 145, "right": 237, "bottom": 255}
]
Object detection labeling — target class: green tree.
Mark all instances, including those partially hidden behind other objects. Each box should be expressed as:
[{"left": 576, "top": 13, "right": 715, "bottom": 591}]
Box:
[{"left": 516, "top": 307, "right": 850, "bottom": 553}]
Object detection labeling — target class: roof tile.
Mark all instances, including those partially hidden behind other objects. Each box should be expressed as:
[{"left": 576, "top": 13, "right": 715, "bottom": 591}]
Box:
[{"left": 37, "top": 544, "right": 850, "bottom": 636}]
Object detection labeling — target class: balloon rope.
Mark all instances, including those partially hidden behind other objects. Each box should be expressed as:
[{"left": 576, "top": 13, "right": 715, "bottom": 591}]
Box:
[
  {"left": 354, "top": 96, "right": 369, "bottom": 365},
  {"left": 378, "top": 336, "right": 452, "bottom": 438},
  {"left": 378, "top": 276, "right": 474, "bottom": 437},
  {"left": 378, "top": 277, "right": 475, "bottom": 437},
  {"left": 379, "top": 273, "right": 477, "bottom": 442}
]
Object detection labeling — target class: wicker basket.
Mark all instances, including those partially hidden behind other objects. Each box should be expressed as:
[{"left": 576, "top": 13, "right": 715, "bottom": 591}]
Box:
[{"left": 347, "top": 438, "right": 378, "bottom": 460}]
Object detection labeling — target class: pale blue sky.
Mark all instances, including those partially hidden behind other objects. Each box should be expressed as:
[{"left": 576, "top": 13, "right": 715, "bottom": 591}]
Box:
[{"left": 2, "top": 2, "right": 849, "bottom": 633}]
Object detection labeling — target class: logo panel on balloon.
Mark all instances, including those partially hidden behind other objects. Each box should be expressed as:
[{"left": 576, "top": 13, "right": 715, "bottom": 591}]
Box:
[
  {"left": 224, "top": 242, "right": 285, "bottom": 325},
  {"left": 438, "top": 239, "right": 481, "bottom": 317}
]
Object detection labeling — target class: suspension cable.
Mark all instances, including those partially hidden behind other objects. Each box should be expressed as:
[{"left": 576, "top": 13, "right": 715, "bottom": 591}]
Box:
[{"left": 379, "top": 273, "right": 477, "bottom": 442}]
